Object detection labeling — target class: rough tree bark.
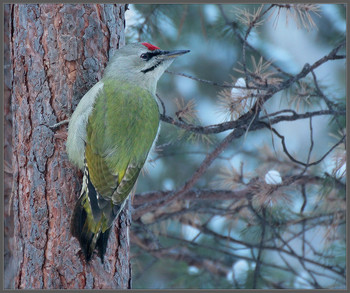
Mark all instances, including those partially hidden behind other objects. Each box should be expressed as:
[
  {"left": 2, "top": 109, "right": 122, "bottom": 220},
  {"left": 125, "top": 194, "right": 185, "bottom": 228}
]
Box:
[
  {"left": 4, "top": 4, "right": 15, "bottom": 288},
  {"left": 8, "top": 4, "right": 131, "bottom": 289}
]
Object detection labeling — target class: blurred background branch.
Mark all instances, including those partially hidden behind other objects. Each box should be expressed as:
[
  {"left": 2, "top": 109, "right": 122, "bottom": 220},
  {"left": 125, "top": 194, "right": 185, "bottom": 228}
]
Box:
[{"left": 125, "top": 3, "right": 346, "bottom": 289}]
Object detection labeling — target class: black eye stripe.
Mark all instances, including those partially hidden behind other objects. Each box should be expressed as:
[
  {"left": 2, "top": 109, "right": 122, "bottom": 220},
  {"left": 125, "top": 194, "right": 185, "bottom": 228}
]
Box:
[{"left": 140, "top": 50, "right": 165, "bottom": 61}]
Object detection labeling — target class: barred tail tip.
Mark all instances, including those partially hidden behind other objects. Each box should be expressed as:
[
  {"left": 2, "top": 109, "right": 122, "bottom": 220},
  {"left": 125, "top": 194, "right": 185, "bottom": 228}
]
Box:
[{"left": 70, "top": 193, "right": 111, "bottom": 262}]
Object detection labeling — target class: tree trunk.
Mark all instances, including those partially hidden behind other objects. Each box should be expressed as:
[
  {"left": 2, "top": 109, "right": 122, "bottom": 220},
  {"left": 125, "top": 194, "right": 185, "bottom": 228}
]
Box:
[
  {"left": 8, "top": 4, "right": 131, "bottom": 289},
  {"left": 4, "top": 3, "right": 15, "bottom": 288}
]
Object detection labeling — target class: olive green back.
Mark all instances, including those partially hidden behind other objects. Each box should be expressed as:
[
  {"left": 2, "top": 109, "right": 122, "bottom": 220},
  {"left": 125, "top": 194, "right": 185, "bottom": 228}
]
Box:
[{"left": 85, "top": 79, "right": 159, "bottom": 203}]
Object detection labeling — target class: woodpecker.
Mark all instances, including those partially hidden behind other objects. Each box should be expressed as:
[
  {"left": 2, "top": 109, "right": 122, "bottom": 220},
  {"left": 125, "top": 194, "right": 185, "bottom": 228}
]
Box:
[{"left": 66, "top": 42, "right": 189, "bottom": 261}]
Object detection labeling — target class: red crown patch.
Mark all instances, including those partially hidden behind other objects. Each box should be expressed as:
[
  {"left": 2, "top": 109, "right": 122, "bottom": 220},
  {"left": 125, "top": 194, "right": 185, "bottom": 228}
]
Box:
[{"left": 141, "top": 42, "right": 160, "bottom": 51}]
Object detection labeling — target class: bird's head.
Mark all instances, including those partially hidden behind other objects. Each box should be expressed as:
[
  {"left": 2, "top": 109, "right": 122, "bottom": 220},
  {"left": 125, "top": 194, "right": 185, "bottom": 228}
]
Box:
[{"left": 103, "top": 42, "right": 190, "bottom": 94}]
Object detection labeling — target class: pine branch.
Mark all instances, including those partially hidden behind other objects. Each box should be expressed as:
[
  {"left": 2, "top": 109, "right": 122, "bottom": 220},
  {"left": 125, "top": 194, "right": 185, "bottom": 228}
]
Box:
[
  {"left": 161, "top": 108, "right": 345, "bottom": 135},
  {"left": 217, "top": 4, "right": 293, "bottom": 78}
]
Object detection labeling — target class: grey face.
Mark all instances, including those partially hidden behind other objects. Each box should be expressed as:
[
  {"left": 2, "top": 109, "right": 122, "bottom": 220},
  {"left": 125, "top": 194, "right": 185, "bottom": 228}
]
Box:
[{"left": 102, "top": 43, "right": 189, "bottom": 94}]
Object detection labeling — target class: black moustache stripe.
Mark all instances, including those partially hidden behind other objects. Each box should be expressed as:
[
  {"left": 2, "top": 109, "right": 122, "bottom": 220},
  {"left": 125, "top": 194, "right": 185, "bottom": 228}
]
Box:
[{"left": 141, "top": 60, "right": 162, "bottom": 74}]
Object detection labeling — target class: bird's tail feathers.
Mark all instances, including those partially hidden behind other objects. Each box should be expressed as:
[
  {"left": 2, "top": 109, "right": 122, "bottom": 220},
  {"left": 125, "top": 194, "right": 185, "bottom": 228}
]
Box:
[{"left": 70, "top": 169, "right": 115, "bottom": 262}]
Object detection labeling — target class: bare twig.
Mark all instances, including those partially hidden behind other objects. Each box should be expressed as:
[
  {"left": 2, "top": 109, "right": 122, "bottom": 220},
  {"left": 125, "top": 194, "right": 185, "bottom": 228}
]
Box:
[
  {"left": 155, "top": 93, "right": 166, "bottom": 116},
  {"left": 265, "top": 124, "right": 345, "bottom": 168},
  {"left": 310, "top": 69, "right": 345, "bottom": 132},
  {"left": 253, "top": 208, "right": 266, "bottom": 288},
  {"left": 134, "top": 129, "right": 243, "bottom": 219},
  {"left": 48, "top": 119, "right": 69, "bottom": 130},
  {"left": 165, "top": 70, "right": 233, "bottom": 88},
  {"left": 300, "top": 117, "right": 314, "bottom": 175}
]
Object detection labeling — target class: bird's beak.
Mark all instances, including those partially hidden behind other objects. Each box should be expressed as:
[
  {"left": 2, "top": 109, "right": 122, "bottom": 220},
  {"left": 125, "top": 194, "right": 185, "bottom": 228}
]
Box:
[{"left": 158, "top": 49, "right": 190, "bottom": 59}]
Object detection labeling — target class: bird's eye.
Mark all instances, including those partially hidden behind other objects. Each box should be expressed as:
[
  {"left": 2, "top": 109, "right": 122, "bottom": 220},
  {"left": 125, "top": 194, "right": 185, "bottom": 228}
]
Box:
[{"left": 140, "top": 53, "right": 148, "bottom": 60}]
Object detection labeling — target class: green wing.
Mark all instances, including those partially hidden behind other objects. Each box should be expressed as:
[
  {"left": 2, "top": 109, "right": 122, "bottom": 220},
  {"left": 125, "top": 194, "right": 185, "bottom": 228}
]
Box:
[{"left": 85, "top": 79, "right": 159, "bottom": 204}]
